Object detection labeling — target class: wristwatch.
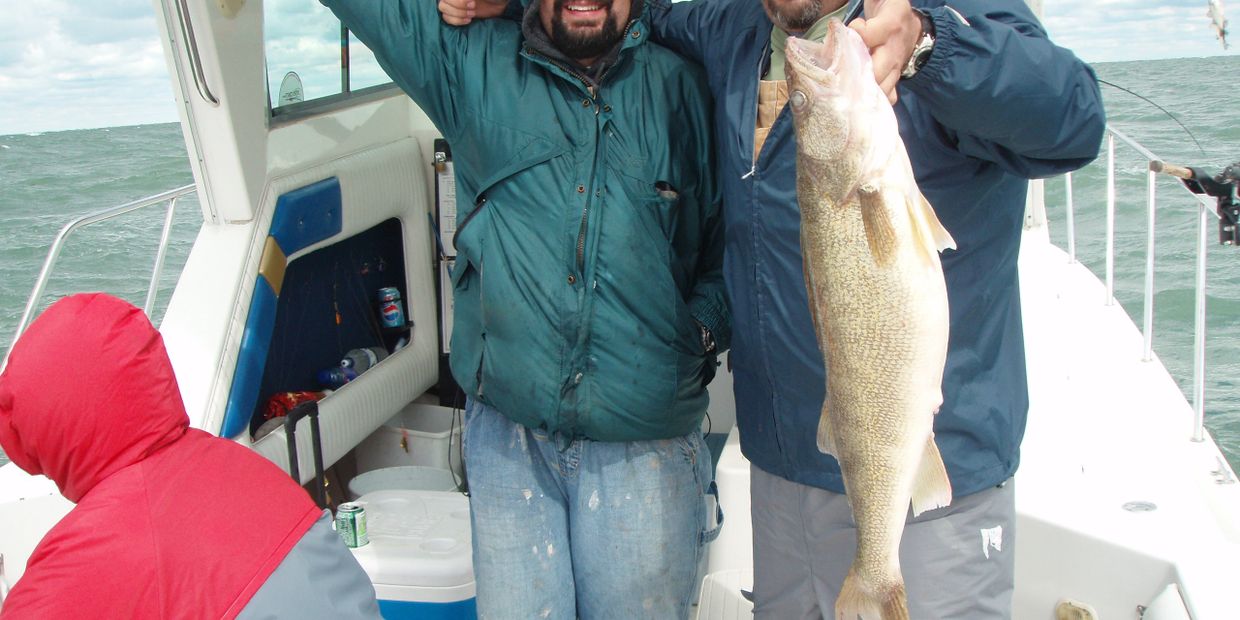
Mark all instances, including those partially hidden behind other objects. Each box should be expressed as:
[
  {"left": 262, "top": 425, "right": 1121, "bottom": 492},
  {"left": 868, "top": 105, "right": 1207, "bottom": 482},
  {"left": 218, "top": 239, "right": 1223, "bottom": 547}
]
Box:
[
  {"left": 697, "top": 321, "right": 716, "bottom": 354},
  {"left": 901, "top": 9, "right": 935, "bottom": 79}
]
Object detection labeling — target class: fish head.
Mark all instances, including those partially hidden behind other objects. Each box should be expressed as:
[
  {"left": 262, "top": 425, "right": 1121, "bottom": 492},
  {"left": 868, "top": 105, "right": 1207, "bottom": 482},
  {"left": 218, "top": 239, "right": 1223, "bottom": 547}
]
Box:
[{"left": 785, "top": 19, "right": 883, "bottom": 168}]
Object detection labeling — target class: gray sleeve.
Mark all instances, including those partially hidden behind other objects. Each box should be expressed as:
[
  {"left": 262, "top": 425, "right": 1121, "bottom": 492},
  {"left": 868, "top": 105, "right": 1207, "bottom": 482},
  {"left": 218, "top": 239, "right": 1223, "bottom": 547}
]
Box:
[{"left": 237, "top": 510, "right": 381, "bottom": 620}]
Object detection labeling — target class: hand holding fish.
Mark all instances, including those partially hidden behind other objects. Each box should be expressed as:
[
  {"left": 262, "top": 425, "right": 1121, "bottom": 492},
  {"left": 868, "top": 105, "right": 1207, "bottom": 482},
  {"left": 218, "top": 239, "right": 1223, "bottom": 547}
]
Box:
[{"left": 848, "top": 0, "right": 924, "bottom": 103}]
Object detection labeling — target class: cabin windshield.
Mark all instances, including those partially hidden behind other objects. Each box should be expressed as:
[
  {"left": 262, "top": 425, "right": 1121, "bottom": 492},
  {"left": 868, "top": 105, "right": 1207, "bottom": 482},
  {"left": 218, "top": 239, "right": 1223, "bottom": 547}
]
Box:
[{"left": 264, "top": 1, "right": 395, "bottom": 119}]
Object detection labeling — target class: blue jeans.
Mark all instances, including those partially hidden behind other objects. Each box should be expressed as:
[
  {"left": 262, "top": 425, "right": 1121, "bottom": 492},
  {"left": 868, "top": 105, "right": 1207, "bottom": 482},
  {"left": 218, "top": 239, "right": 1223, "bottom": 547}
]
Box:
[{"left": 462, "top": 398, "right": 721, "bottom": 620}]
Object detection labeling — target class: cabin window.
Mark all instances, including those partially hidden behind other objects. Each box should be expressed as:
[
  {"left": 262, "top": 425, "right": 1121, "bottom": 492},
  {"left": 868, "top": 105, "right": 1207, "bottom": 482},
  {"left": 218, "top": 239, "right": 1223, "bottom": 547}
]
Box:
[{"left": 263, "top": 0, "right": 393, "bottom": 114}]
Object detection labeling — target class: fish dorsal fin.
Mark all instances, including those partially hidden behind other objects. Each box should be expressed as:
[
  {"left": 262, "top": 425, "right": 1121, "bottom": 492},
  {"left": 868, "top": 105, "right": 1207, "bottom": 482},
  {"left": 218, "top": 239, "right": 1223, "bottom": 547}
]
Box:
[
  {"left": 906, "top": 191, "right": 957, "bottom": 266},
  {"left": 910, "top": 434, "right": 953, "bottom": 516},
  {"left": 858, "top": 184, "right": 898, "bottom": 267}
]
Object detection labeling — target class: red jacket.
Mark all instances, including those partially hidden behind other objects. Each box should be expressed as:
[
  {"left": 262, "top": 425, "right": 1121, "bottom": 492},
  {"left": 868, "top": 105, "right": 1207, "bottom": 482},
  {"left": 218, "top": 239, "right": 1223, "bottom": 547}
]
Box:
[{"left": 0, "top": 294, "right": 322, "bottom": 618}]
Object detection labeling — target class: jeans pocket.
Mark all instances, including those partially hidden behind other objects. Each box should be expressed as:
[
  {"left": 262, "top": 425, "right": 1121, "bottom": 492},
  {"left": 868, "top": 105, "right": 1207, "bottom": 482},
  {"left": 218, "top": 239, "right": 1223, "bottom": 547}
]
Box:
[{"left": 702, "top": 479, "right": 724, "bottom": 545}]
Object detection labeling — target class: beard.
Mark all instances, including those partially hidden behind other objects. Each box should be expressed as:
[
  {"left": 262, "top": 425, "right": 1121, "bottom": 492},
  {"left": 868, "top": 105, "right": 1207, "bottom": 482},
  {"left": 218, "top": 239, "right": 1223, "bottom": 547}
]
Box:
[
  {"left": 549, "top": 0, "right": 624, "bottom": 62},
  {"left": 763, "top": 0, "right": 822, "bottom": 33}
]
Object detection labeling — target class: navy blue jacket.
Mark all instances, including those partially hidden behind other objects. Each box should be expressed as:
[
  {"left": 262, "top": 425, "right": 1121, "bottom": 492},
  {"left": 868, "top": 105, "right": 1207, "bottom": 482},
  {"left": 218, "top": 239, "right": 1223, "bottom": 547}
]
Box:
[{"left": 648, "top": 0, "right": 1106, "bottom": 496}]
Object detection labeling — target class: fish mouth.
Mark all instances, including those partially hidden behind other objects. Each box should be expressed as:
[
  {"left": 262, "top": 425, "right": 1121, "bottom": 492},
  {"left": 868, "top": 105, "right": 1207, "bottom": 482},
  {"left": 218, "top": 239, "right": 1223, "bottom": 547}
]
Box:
[{"left": 785, "top": 18, "right": 844, "bottom": 84}]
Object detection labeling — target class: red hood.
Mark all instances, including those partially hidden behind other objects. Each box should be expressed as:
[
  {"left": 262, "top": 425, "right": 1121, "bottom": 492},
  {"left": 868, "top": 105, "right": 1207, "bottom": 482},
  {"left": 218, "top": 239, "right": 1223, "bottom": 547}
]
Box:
[{"left": 0, "top": 293, "right": 188, "bottom": 503}]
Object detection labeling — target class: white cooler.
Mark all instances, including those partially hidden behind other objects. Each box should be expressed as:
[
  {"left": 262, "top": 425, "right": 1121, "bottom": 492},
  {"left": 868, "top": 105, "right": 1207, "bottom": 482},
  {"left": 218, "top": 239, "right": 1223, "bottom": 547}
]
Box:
[{"left": 350, "top": 489, "right": 476, "bottom": 619}]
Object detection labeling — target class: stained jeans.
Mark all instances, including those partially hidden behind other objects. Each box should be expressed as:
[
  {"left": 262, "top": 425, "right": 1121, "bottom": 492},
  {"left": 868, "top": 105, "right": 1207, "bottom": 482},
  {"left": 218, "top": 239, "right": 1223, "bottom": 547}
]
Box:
[{"left": 462, "top": 398, "right": 720, "bottom": 620}]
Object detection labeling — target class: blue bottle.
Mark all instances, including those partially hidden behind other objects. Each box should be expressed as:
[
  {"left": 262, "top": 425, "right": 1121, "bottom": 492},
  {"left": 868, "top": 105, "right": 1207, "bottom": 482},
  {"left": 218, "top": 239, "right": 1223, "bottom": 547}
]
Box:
[{"left": 317, "top": 366, "right": 358, "bottom": 389}]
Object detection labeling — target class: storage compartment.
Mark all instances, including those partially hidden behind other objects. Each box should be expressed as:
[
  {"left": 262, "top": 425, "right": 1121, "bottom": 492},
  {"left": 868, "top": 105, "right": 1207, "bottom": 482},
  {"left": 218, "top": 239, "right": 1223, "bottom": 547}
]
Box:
[
  {"left": 354, "top": 403, "right": 463, "bottom": 479},
  {"left": 248, "top": 217, "right": 411, "bottom": 438},
  {"left": 351, "top": 489, "right": 476, "bottom": 619}
]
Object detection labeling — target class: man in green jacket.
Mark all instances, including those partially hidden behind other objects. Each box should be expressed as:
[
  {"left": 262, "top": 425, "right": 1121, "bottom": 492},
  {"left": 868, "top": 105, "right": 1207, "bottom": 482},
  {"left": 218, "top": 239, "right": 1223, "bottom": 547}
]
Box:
[{"left": 321, "top": 0, "right": 728, "bottom": 617}]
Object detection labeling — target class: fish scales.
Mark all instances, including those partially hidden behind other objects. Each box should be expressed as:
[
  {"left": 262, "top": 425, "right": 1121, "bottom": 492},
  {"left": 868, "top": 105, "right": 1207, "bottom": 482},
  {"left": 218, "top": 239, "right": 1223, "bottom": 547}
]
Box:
[{"left": 785, "top": 20, "right": 957, "bottom": 620}]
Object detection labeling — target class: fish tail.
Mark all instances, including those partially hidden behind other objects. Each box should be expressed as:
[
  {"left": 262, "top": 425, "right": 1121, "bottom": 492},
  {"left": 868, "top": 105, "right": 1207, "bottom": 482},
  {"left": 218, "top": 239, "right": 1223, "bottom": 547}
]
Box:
[
  {"left": 882, "top": 588, "right": 910, "bottom": 620},
  {"left": 836, "top": 570, "right": 909, "bottom": 620}
]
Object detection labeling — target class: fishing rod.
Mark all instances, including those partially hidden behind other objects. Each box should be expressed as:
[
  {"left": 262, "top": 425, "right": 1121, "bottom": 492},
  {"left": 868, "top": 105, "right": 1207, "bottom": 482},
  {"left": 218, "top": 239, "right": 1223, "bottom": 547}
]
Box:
[
  {"left": 1151, "top": 159, "right": 1240, "bottom": 246},
  {"left": 1097, "top": 79, "right": 1207, "bottom": 155}
]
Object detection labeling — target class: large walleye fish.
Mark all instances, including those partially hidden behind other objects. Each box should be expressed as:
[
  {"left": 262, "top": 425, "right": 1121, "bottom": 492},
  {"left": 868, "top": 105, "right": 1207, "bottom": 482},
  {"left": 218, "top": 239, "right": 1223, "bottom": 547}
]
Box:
[{"left": 785, "top": 20, "right": 956, "bottom": 620}]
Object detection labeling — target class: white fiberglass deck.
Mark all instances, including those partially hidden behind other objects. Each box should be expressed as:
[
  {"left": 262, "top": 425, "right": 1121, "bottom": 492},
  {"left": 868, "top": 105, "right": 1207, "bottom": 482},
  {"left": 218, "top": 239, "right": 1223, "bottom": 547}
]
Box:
[
  {"left": 1014, "top": 227, "right": 1240, "bottom": 618},
  {"left": 694, "top": 224, "right": 1240, "bottom": 620}
]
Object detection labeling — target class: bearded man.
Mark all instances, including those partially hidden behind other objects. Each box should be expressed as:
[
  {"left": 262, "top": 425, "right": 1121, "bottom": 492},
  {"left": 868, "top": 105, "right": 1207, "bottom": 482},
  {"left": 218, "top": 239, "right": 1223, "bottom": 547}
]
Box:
[
  {"left": 320, "top": 0, "right": 728, "bottom": 618},
  {"left": 439, "top": 0, "right": 1105, "bottom": 616}
]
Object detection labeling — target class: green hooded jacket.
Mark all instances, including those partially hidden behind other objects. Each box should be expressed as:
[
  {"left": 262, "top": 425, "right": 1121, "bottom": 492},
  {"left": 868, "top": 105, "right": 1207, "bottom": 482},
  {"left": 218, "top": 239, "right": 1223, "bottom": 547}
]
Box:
[{"left": 324, "top": 0, "right": 727, "bottom": 441}]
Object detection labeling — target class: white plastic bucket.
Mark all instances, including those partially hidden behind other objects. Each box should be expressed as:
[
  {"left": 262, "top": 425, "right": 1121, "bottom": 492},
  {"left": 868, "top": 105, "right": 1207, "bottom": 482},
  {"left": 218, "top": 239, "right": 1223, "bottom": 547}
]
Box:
[
  {"left": 348, "top": 466, "right": 460, "bottom": 500},
  {"left": 354, "top": 404, "right": 463, "bottom": 479}
]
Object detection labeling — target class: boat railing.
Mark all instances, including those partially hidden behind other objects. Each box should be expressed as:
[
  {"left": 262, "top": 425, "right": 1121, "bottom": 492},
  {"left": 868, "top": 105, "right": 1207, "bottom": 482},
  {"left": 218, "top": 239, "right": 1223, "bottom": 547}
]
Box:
[
  {"left": 1061, "top": 125, "right": 1223, "bottom": 442},
  {"left": 3, "top": 184, "right": 198, "bottom": 369}
]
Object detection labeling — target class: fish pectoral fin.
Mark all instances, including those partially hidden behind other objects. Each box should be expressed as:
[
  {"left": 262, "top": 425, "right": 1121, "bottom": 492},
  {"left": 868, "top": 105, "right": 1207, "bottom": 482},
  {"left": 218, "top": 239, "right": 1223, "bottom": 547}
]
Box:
[
  {"left": 815, "top": 402, "right": 839, "bottom": 457},
  {"left": 909, "top": 435, "right": 953, "bottom": 516},
  {"left": 859, "top": 184, "right": 899, "bottom": 267},
  {"left": 907, "top": 191, "right": 957, "bottom": 263}
]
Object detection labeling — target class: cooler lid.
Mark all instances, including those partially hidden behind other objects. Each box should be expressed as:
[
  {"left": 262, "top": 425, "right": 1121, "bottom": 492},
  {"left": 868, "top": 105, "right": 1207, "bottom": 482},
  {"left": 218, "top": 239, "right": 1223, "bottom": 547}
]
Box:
[{"left": 348, "top": 489, "right": 474, "bottom": 588}]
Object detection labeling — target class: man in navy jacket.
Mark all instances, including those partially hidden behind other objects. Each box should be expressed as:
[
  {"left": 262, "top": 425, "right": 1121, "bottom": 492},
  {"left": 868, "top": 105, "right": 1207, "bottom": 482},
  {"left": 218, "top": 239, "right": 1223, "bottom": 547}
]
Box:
[{"left": 442, "top": 0, "right": 1105, "bottom": 616}]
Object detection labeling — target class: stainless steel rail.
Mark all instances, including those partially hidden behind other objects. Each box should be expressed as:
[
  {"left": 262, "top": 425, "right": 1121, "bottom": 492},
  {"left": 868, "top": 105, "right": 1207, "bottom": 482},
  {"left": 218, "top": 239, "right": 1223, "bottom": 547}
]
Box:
[
  {"left": 3, "top": 185, "right": 197, "bottom": 369},
  {"left": 1061, "top": 126, "right": 1220, "bottom": 442},
  {"left": 172, "top": 0, "right": 220, "bottom": 106}
]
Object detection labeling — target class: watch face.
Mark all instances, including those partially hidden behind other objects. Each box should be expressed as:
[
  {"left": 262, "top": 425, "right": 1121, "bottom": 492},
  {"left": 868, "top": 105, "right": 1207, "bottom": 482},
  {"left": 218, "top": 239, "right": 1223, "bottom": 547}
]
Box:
[{"left": 904, "top": 28, "right": 934, "bottom": 78}]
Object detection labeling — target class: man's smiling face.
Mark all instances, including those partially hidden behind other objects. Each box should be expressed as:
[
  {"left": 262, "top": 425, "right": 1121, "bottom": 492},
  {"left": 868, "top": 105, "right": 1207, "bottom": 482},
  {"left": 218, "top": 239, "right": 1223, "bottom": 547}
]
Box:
[{"left": 539, "top": 0, "right": 632, "bottom": 66}]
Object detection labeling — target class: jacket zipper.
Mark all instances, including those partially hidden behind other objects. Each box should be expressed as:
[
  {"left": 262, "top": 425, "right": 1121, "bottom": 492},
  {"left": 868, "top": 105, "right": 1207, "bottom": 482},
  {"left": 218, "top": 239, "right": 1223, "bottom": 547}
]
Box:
[
  {"left": 742, "top": 40, "right": 773, "bottom": 181},
  {"left": 527, "top": 23, "right": 633, "bottom": 274}
]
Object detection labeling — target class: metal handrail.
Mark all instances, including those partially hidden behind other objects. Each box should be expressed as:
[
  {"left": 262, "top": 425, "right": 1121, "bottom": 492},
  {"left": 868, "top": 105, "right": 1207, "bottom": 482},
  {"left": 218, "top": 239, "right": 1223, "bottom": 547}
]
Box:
[
  {"left": 1061, "top": 125, "right": 1220, "bottom": 442},
  {"left": 3, "top": 184, "right": 197, "bottom": 368},
  {"left": 172, "top": 0, "right": 220, "bottom": 106}
]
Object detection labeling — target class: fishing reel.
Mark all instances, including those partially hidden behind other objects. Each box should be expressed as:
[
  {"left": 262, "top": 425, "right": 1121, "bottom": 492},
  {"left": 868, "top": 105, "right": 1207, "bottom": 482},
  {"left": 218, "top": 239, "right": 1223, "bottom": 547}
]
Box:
[{"left": 1151, "top": 160, "right": 1240, "bottom": 246}]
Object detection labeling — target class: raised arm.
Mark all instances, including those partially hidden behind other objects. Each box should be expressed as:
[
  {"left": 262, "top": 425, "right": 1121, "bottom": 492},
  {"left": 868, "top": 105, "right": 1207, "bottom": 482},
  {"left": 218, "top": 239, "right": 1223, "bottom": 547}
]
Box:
[
  {"left": 644, "top": 0, "right": 733, "bottom": 64},
  {"left": 897, "top": 0, "right": 1105, "bottom": 177},
  {"left": 322, "top": 0, "right": 469, "bottom": 138}
]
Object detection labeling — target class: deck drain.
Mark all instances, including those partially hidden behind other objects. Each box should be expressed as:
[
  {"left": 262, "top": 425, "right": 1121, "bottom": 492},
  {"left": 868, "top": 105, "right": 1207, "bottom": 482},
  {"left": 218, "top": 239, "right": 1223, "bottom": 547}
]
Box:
[{"left": 1122, "top": 501, "right": 1157, "bottom": 512}]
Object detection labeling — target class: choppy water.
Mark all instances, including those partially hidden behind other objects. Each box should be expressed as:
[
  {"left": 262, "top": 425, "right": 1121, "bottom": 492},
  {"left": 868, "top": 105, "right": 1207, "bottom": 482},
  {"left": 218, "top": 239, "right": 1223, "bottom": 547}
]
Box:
[
  {"left": 1042, "top": 55, "right": 1240, "bottom": 472},
  {"left": 1, "top": 56, "right": 1239, "bottom": 473}
]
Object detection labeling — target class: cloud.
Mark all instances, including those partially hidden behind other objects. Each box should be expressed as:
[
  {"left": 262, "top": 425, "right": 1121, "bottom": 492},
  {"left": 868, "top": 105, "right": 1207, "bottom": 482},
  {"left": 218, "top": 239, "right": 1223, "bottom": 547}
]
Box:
[
  {"left": 0, "top": 0, "right": 174, "bottom": 134},
  {"left": 1044, "top": 0, "right": 1232, "bottom": 62},
  {"left": 1, "top": 0, "right": 1237, "bottom": 134}
]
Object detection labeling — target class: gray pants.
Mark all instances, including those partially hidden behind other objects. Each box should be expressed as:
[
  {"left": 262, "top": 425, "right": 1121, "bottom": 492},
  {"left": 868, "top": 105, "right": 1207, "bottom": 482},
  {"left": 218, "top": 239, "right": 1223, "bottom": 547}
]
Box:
[{"left": 750, "top": 465, "right": 1014, "bottom": 619}]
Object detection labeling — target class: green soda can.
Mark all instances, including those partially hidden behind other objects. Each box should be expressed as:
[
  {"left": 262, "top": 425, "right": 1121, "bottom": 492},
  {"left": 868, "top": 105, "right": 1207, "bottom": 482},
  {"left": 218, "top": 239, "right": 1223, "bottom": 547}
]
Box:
[{"left": 335, "top": 502, "right": 369, "bottom": 548}]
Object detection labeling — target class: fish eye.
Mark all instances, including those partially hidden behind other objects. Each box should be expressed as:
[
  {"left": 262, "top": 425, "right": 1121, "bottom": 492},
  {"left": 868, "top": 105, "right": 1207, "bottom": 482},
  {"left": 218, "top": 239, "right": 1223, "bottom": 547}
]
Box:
[{"left": 790, "top": 90, "right": 808, "bottom": 110}]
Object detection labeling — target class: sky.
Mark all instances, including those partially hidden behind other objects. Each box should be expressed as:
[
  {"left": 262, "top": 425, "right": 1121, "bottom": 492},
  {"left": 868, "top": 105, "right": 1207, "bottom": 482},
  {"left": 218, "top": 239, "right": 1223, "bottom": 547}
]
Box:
[{"left": 0, "top": 0, "right": 1235, "bottom": 135}]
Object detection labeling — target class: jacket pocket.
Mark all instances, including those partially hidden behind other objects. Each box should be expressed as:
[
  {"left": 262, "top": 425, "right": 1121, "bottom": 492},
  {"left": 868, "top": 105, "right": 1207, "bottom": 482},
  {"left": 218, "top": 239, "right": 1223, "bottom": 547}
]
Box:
[
  {"left": 448, "top": 253, "right": 486, "bottom": 398},
  {"left": 452, "top": 194, "right": 487, "bottom": 256}
]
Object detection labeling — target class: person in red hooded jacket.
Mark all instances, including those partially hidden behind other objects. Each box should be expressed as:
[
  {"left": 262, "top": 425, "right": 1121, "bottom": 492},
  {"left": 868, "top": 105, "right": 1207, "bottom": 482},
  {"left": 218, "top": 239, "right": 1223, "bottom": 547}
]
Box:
[{"left": 0, "top": 293, "right": 380, "bottom": 619}]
